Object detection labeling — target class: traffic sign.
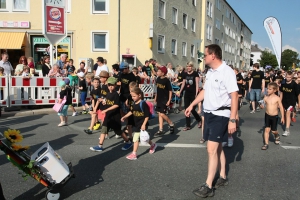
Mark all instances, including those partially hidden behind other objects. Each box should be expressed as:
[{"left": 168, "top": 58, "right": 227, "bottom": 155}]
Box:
[{"left": 42, "top": 0, "right": 67, "bottom": 45}]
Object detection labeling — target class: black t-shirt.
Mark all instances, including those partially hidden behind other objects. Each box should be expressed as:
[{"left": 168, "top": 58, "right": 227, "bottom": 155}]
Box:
[
  {"left": 177, "top": 71, "right": 184, "bottom": 83},
  {"left": 131, "top": 100, "right": 150, "bottom": 132},
  {"left": 250, "top": 70, "right": 264, "bottom": 89},
  {"left": 99, "top": 84, "right": 109, "bottom": 110},
  {"left": 244, "top": 77, "right": 250, "bottom": 89},
  {"left": 142, "top": 66, "right": 152, "bottom": 77},
  {"left": 79, "top": 79, "right": 87, "bottom": 92},
  {"left": 119, "top": 72, "right": 136, "bottom": 102},
  {"left": 135, "top": 75, "right": 141, "bottom": 85},
  {"left": 264, "top": 76, "right": 272, "bottom": 87},
  {"left": 93, "top": 63, "right": 98, "bottom": 71},
  {"left": 236, "top": 73, "right": 243, "bottom": 88},
  {"left": 182, "top": 71, "right": 198, "bottom": 96},
  {"left": 113, "top": 72, "right": 121, "bottom": 91},
  {"left": 102, "top": 91, "right": 121, "bottom": 129},
  {"left": 280, "top": 80, "right": 299, "bottom": 105},
  {"left": 67, "top": 65, "right": 75, "bottom": 72},
  {"left": 90, "top": 87, "right": 101, "bottom": 108},
  {"left": 59, "top": 86, "right": 72, "bottom": 105},
  {"left": 156, "top": 77, "right": 172, "bottom": 103}
]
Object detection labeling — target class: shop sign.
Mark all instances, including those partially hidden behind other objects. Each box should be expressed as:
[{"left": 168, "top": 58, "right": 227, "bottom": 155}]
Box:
[{"left": 0, "top": 21, "right": 30, "bottom": 28}]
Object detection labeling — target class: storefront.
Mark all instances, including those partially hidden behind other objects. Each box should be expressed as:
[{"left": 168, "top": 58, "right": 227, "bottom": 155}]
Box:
[{"left": 30, "top": 36, "right": 71, "bottom": 70}]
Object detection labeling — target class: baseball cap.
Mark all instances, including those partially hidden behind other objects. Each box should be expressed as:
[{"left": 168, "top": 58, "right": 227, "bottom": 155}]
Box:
[
  {"left": 64, "top": 78, "right": 70, "bottom": 85},
  {"left": 59, "top": 80, "right": 66, "bottom": 87},
  {"left": 120, "top": 62, "right": 129, "bottom": 69},
  {"left": 99, "top": 70, "right": 109, "bottom": 78},
  {"left": 159, "top": 66, "right": 167, "bottom": 75},
  {"left": 107, "top": 77, "right": 118, "bottom": 85},
  {"left": 77, "top": 72, "right": 85, "bottom": 78}
]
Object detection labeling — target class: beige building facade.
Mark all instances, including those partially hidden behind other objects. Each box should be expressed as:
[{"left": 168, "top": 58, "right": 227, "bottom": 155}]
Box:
[{"left": 0, "top": 0, "right": 202, "bottom": 72}]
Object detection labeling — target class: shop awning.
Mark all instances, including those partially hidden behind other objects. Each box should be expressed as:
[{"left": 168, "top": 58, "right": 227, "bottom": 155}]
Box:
[{"left": 0, "top": 32, "right": 25, "bottom": 49}]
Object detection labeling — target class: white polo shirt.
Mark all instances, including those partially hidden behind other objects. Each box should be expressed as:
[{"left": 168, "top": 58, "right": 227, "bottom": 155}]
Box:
[
  {"left": 0, "top": 60, "right": 13, "bottom": 76},
  {"left": 203, "top": 61, "right": 238, "bottom": 118},
  {"left": 95, "top": 64, "right": 109, "bottom": 76}
]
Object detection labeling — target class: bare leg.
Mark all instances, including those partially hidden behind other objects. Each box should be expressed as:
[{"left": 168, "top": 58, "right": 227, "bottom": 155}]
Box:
[
  {"left": 218, "top": 144, "right": 226, "bottom": 178},
  {"left": 132, "top": 141, "right": 139, "bottom": 153},
  {"left": 59, "top": 116, "right": 64, "bottom": 123},
  {"left": 264, "top": 127, "right": 271, "bottom": 145},
  {"left": 285, "top": 110, "right": 291, "bottom": 130},
  {"left": 205, "top": 141, "right": 221, "bottom": 188}
]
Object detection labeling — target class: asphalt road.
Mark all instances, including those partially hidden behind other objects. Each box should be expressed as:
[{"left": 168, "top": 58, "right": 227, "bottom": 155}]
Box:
[{"left": 1, "top": 102, "right": 300, "bottom": 200}]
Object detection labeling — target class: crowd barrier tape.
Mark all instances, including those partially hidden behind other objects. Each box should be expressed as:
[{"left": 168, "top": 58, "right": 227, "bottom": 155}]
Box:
[{"left": 0, "top": 76, "right": 9, "bottom": 106}]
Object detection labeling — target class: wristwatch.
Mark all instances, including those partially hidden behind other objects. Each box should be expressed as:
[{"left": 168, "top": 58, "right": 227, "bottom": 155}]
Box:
[{"left": 229, "top": 119, "right": 236, "bottom": 123}]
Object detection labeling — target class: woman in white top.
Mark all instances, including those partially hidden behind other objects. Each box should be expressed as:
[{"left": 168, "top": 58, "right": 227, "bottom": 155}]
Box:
[
  {"left": 15, "top": 56, "right": 27, "bottom": 76},
  {"left": 167, "top": 62, "right": 175, "bottom": 80}
]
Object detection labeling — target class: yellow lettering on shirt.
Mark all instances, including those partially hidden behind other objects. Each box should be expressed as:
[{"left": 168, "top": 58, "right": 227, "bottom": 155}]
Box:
[
  {"left": 101, "top": 89, "right": 107, "bottom": 96},
  {"left": 133, "top": 111, "right": 144, "bottom": 117},
  {"left": 157, "top": 83, "right": 165, "bottom": 89},
  {"left": 106, "top": 99, "right": 114, "bottom": 106},
  {"left": 282, "top": 87, "right": 292, "bottom": 93},
  {"left": 253, "top": 75, "right": 261, "bottom": 78},
  {"left": 122, "top": 78, "right": 129, "bottom": 84}
]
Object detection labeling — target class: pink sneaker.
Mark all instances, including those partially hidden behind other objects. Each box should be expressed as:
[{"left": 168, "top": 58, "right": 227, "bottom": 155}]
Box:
[
  {"left": 126, "top": 153, "right": 137, "bottom": 160},
  {"left": 149, "top": 143, "right": 157, "bottom": 154}
]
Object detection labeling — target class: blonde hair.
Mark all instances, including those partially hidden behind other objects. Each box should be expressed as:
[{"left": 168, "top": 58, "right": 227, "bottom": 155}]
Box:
[
  {"left": 27, "top": 57, "right": 33, "bottom": 62},
  {"left": 187, "top": 61, "right": 195, "bottom": 71},
  {"left": 30, "top": 68, "right": 35, "bottom": 74},
  {"left": 130, "top": 87, "right": 144, "bottom": 100},
  {"left": 85, "top": 72, "right": 94, "bottom": 79},
  {"left": 176, "top": 65, "right": 183, "bottom": 72},
  {"left": 129, "top": 81, "right": 138, "bottom": 88}
]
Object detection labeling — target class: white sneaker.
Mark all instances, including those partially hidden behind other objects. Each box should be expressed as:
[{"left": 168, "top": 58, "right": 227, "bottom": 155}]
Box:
[
  {"left": 282, "top": 131, "right": 290, "bottom": 137},
  {"left": 250, "top": 110, "right": 255, "bottom": 114},
  {"left": 115, "top": 135, "right": 121, "bottom": 139},
  {"left": 228, "top": 136, "right": 234, "bottom": 147},
  {"left": 222, "top": 142, "right": 227, "bottom": 147},
  {"left": 72, "top": 112, "right": 78, "bottom": 116},
  {"left": 58, "top": 122, "right": 66, "bottom": 127}
]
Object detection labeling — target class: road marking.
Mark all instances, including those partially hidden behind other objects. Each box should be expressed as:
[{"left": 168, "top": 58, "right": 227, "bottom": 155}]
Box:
[
  {"left": 281, "top": 146, "right": 300, "bottom": 150},
  {"left": 139, "top": 143, "right": 206, "bottom": 148}
]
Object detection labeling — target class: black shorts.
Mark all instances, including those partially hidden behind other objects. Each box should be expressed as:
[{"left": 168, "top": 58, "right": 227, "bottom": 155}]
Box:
[
  {"left": 265, "top": 113, "right": 278, "bottom": 131},
  {"left": 282, "top": 103, "right": 295, "bottom": 111},
  {"left": 203, "top": 113, "right": 228, "bottom": 143},
  {"left": 127, "top": 115, "right": 135, "bottom": 126},
  {"left": 156, "top": 102, "right": 167, "bottom": 114}
]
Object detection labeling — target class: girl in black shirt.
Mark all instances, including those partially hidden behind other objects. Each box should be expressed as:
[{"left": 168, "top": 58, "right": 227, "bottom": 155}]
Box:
[{"left": 57, "top": 81, "right": 72, "bottom": 126}]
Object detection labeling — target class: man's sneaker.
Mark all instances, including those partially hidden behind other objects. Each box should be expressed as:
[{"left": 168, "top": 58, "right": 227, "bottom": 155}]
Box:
[
  {"left": 72, "top": 112, "right": 78, "bottom": 116},
  {"left": 115, "top": 135, "right": 121, "bottom": 139},
  {"left": 228, "top": 136, "right": 234, "bottom": 147},
  {"left": 222, "top": 142, "right": 227, "bottom": 147},
  {"left": 169, "top": 125, "right": 175, "bottom": 134},
  {"left": 256, "top": 107, "right": 260, "bottom": 111},
  {"left": 215, "top": 177, "right": 229, "bottom": 188},
  {"left": 192, "top": 183, "right": 214, "bottom": 198},
  {"left": 84, "top": 129, "right": 93, "bottom": 134},
  {"left": 90, "top": 145, "right": 103, "bottom": 152},
  {"left": 126, "top": 152, "right": 137, "bottom": 160},
  {"left": 282, "top": 131, "right": 290, "bottom": 137},
  {"left": 58, "top": 122, "right": 66, "bottom": 127},
  {"left": 93, "top": 122, "right": 101, "bottom": 130},
  {"left": 154, "top": 130, "right": 165, "bottom": 136},
  {"left": 122, "top": 142, "right": 133, "bottom": 150},
  {"left": 82, "top": 110, "right": 88, "bottom": 114},
  {"left": 149, "top": 143, "right": 157, "bottom": 154},
  {"left": 250, "top": 110, "right": 255, "bottom": 114}
]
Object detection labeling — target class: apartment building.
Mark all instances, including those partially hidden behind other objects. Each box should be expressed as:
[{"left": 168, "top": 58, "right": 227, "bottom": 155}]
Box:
[
  {"left": 0, "top": 0, "right": 201, "bottom": 71},
  {"left": 202, "top": 0, "right": 252, "bottom": 70}
]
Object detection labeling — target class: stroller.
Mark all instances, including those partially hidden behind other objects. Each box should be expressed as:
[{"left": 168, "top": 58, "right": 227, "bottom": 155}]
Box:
[{"left": 166, "top": 83, "right": 182, "bottom": 115}]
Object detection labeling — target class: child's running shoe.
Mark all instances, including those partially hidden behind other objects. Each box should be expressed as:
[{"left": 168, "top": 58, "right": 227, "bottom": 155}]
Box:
[
  {"left": 93, "top": 122, "right": 101, "bottom": 130},
  {"left": 282, "top": 131, "right": 290, "bottom": 137},
  {"left": 192, "top": 183, "right": 214, "bottom": 198},
  {"left": 292, "top": 117, "right": 296, "bottom": 122},
  {"left": 126, "top": 152, "right": 137, "bottom": 160},
  {"left": 90, "top": 145, "right": 103, "bottom": 152},
  {"left": 122, "top": 142, "right": 133, "bottom": 150},
  {"left": 149, "top": 143, "right": 157, "bottom": 154},
  {"left": 169, "top": 124, "right": 175, "bottom": 134},
  {"left": 82, "top": 110, "right": 88, "bottom": 114},
  {"left": 154, "top": 130, "right": 165, "bottom": 136},
  {"left": 214, "top": 177, "right": 229, "bottom": 188},
  {"left": 84, "top": 129, "right": 93, "bottom": 134},
  {"left": 72, "top": 112, "right": 78, "bottom": 116}
]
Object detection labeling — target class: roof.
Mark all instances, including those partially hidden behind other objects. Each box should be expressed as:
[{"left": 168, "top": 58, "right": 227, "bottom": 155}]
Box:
[{"left": 251, "top": 45, "right": 262, "bottom": 52}]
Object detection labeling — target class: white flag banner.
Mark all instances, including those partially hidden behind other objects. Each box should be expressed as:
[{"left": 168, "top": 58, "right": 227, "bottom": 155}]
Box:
[{"left": 263, "top": 17, "right": 282, "bottom": 67}]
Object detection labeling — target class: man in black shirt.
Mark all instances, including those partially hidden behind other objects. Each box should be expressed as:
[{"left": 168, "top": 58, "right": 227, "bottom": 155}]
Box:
[
  {"left": 142, "top": 60, "right": 152, "bottom": 78},
  {"left": 249, "top": 63, "right": 265, "bottom": 113}
]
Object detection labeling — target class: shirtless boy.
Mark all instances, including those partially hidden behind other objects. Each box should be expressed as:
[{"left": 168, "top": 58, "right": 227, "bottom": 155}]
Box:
[{"left": 260, "top": 82, "right": 285, "bottom": 150}]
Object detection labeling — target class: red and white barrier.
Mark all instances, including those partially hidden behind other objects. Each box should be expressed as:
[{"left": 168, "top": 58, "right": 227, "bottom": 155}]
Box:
[{"left": 0, "top": 76, "right": 9, "bottom": 106}]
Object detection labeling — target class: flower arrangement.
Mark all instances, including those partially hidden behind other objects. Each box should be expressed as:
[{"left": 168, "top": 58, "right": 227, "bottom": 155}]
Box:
[{"left": 2, "top": 129, "right": 29, "bottom": 152}]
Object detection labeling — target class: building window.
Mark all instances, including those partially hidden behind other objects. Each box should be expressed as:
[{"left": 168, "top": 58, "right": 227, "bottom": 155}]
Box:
[
  {"left": 158, "top": 0, "right": 165, "bottom": 19},
  {"left": 191, "top": 18, "right": 196, "bottom": 32},
  {"left": 182, "top": 42, "right": 187, "bottom": 57},
  {"left": 192, "top": 0, "right": 197, "bottom": 6},
  {"left": 158, "top": 35, "right": 165, "bottom": 53},
  {"left": 172, "top": 7, "right": 178, "bottom": 24},
  {"left": 13, "top": 0, "right": 28, "bottom": 11},
  {"left": 93, "top": 0, "right": 109, "bottom": 14},
  {"left": 206, "top": 24, "right": 212, "bottom": 40},
  {"left": 183, "top": 13, "right": 188, "bottom": 29},
  {"left": 92, "top": 31, "right": 109, "bottom": 52},
  {"left": 215, "top": 19, "right": 220, "bottom": 30},
  {"left": 216, "top": 0, "right": 221, "bottom": 10},
  {"left": 226, "top": 8, "right": 229, "bottom": 18},
  {"left": 171, "top": 39, "right": 177, "bottom": 55},
  {"left": 215, "top": 38, "right": 220, "bottom": 45},
  {"left": 0, "top": 0, "right": 6, "bottom": 9},
  {"left": 207, "top": 1, "right": 213, "bottom": 18},
  {"left": 191, "top": 44, "right": 195, "bottom": 57}
]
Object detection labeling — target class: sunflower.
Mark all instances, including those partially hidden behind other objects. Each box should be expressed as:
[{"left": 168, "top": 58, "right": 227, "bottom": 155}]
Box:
[
  {"left": 11, "top": 144, "right": 29, "bottom": 152},
  {"left": 4, "top": 129, "right": 23, "bottom": 143}
]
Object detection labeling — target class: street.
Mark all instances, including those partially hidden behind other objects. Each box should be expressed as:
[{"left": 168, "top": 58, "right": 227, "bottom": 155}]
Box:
[{"left": 1, "top": 102, "right": 300, "bottom": 200}]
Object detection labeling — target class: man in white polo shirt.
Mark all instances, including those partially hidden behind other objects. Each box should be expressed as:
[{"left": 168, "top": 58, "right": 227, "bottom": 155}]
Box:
[
  {"left": 95, "top": 57, "right": 109, "bottom": 76},
  {"left": 185, "top": 44, "right": 238, "bottom": 198},
  {"left": 0, "top": 52, "right": 13, "bottom": 76}
]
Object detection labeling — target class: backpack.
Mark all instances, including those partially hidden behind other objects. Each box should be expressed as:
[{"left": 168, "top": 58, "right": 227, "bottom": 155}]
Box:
[{"left": 139, "top": 100, "right": 156, "bottom": 120}]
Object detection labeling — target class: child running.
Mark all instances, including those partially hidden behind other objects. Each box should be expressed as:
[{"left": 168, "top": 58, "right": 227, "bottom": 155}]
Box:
[
  {"left": 121, "top": 87, "right": 157, "bottom": 160},
  {"left": 90, "top": 77, "right": 122, "bottom": 152},
  {"left": 154, "top": 66, "right": 175, "bottom": 135},
  {"left": 57, "top": 80, "right": 72, "bottom": 126},
  {"left": 260, "top": 82, "right": 285, "bottom": 150}
]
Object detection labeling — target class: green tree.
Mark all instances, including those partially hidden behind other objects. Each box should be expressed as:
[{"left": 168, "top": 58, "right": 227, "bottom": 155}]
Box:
[
  {"left": 258, "top": 50, "right": 278, "bottom": 69},
  {"left": 281, "top": 49, "right": 300, "bottom": 70}
]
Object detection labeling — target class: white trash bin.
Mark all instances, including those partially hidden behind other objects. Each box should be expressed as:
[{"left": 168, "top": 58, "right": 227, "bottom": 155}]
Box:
[{"left": 31, "top": 142, "right": 69, "bottom": 184}]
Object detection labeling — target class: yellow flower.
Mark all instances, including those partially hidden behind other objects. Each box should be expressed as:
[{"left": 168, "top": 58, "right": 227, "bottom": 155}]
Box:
[
  {"left": 11, "top": 144, "right": 29, "bottom": 152},
  {"left": 4, "top": 129, "right": 23, "bottom": 143}
]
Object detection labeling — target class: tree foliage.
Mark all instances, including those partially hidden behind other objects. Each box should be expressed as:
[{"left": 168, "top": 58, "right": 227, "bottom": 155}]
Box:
[
  {"left": 258, "top": 51, "right": 278, "bottom": 69},
  {"left": 281, "top": 49, "right": 300, "bottom": 70}
]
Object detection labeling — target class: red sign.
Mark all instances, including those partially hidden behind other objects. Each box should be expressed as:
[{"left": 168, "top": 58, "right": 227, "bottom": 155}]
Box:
[{"left": 46, "top": 6, "right": 65, "bottom": 35}]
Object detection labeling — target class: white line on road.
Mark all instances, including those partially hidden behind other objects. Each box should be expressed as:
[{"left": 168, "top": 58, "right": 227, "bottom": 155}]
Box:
[
  {"left": 139, "top": 143, "right": 206, "bottom": 148},
  {"left": 281, "top": 146, "right": 300, "bottom": 150}
]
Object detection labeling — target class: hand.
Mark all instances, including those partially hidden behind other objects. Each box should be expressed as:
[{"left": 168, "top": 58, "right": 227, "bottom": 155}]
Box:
[
  {"left": 121, "top": 117, "right": 125, "bottom": 122},
  {"left": 197, "top": 109, "right": 201, "bottom": 114},
  {"left": 102, "top": 109, "right": 107, "bottom": 113},
  {"left": 262, "top": 88, "right": 265, "bottom": 93},
  {"left": 97, "top": 98, "right": 102, "bottom": 102},
  {"left": 228, "top": 122, "right": 236, "bottom": 134},
  {"left": 141, "top": 125, "right": 146, "bottom": 131},
  {"left": 166, "top": 101, "right": 170, "bottom": 106},
  {"left": 117, "top": 81, "right": 121, "bottom": 86},
  {"left": 185, "top": 106, "right": 192, "bottom": 117},
  {"left": 281, "top": 118, "right": 285, "bottom": 125},
  {"left": 259, "top": 104, "right": 264, "bottom": 109},
  {"left": 176, "top": 92, "right": 180, "bottom": 97}
]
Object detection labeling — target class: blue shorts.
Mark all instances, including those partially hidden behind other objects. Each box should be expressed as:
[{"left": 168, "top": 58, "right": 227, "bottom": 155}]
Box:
[
  {"left": 250, "top": 89, "right": 261, "bottom": 101},
  {"left": 58, "top": 105, "right": 69, "bottom": 116},
  {"left": 80, "top": 91, "right": 87, "bottom": 105},
  {"left": 203, "top": 112, "right": 228, "bottom": 143}
]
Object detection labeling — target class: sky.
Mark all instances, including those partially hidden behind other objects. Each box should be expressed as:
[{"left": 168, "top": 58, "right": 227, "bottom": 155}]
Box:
[{"left": 226, "top": 0, "right": 300, "bottom": 54}]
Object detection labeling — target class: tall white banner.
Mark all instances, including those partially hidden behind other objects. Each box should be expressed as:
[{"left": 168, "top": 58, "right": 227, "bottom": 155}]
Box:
[{"left": 263, "top": 17, "right": 282, "bottom": 67}]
